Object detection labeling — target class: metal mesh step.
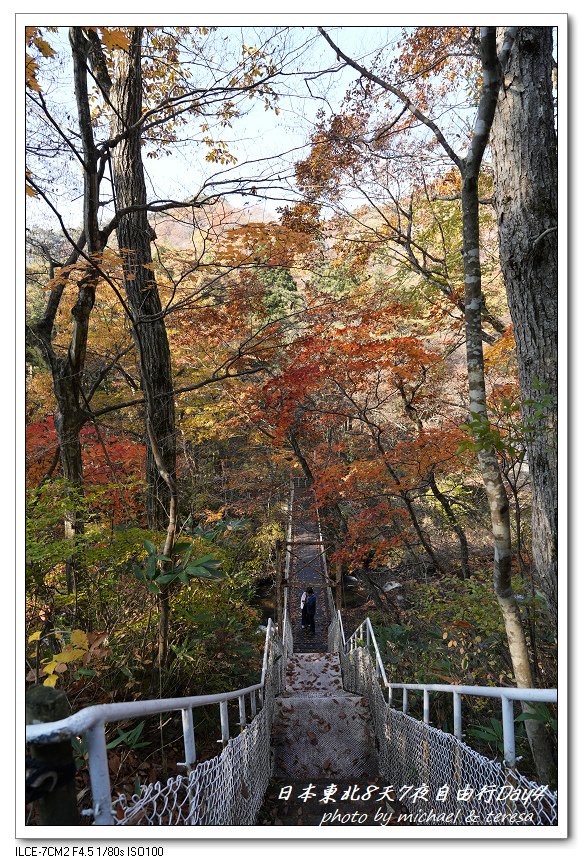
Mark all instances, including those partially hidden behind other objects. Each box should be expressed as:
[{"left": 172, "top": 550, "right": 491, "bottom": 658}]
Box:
[{"left": 272, "top": 693, "right": 379, "bottom": 779}]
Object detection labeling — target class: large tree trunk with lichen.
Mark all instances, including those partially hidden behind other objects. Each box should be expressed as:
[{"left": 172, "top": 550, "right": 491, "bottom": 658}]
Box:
[
  {"left": 459, "top": 28, "right": 556, "bottom": 786},
  {"left": 109, "top": 27, "right": 177, "bottom": 536},
  {"left": 490, "top": 26, "right": 558, "bottom": 634},
  {"left": 108, "top": 28, "right": 177, "bottom": 669}
]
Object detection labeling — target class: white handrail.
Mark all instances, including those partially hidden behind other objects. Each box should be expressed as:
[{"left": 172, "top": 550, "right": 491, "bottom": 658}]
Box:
[
  {"left": 26, "top": 619, "right": 279, "bottom": 824},
  {"left": 386, "top": 682, "right": 558, "bottom": 701},
  {"left": 338, "top": 610, "right": 557, "bottom": 769},
  {"left": 27, "top": 620, "right": 275, "bottom": 746},
  {"left": 27, "top": 681, "right": 266, "bottom": 744}
]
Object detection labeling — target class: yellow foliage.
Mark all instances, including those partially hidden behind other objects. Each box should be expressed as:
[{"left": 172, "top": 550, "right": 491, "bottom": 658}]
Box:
[
  {"left": 51, "top": 647, "right": 86, "bottom": 663},
  {"left": 98, "top": 28, "right": 130, "bottom": 51},
  {"left": 70, "top": 629, "right": 89, "bottom": 650},
  {"left": 43, "top": 675, "right": 58, "bottom": 688},
  {"left": 25, "top": 27, "right": 57, "bottom": 93},
  {"left": 25, "top": 55, "right": 41, "bottom": 92},
  {"left": 42, "top": 660, "right": 58, "bottom": 675},
  {"left": 33, "top": 36, "right": 56, "bottom": 58},
  {"left": 484, "top": 326, "right": 516, "bottom": 374}
]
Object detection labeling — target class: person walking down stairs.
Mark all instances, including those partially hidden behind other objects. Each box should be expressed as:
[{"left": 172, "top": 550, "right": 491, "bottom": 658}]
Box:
[
  {"left": 301, "top": 589, "right": 308, "bottom": 630},
  {"left": 304, "top": 587, "right": 316, "bottom": 636}
]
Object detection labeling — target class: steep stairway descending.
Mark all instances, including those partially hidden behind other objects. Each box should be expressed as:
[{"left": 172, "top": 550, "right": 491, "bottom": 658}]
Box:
[
  {"left": 257, "top": 653, "right": 394, "bottom": 826},
  {"left": 255, "top": 481, "right": 393, "bottom": 826},
  {"left": 288, "top": 485, "right": 330, "bottom": 653},
  {"left": 272, "top": 653, "right": 377, "bottom": 778}
]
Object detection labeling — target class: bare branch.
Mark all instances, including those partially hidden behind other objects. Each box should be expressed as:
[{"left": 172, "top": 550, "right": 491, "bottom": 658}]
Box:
[{"left": 317, "top": 27, "right": 463, "bottom": 170}]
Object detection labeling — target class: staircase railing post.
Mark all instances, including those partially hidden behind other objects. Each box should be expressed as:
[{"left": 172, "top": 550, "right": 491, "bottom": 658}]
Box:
[
  {"left": 453, "top": 692, "right": 463, "bottom": 740},
  {"left": 275, "top": 538, "right": 283, "bottom": 638},
  {"left": 179, "top": 707, "right": 197, "bottom": 770},
  {"left": 219, "top": 701, "right": 230, "bottom": 746},
  {"left": 85, "top": 723, "right": 113, "bottom": 825},
  {"left": 501, "top": 696, "right": 516, "bottom": 767}
]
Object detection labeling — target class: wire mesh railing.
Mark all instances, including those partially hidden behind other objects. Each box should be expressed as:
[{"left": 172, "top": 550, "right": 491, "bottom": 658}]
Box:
[
  {"left": 26, "top": 620, "right": 287, "bottom": 826},
  {"left": 112, "top": 627, "right": 285, "bottom": 826},
  {"left": 329, "top": 613, "right": 558, "bottom": 826}
]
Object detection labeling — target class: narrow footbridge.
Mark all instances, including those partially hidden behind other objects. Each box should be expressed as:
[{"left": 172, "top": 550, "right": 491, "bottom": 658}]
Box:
[{"left": 26, "top": 479, "right": 558, "bottom": 828}]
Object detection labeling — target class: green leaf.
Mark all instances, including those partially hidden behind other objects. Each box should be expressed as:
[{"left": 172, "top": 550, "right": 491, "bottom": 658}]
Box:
[
  {"left": 143, "top": 539, "right": 156, "bottom": 554},
  {"left": 107, "top": 721, "right": 150, "bottom": 750},
  {"left": 184, "top": 565, "right": 209, "bottom": 577},
  {"left": 155, "top": 572, "right": 178, "bottom": 585},
  {"left": 193, "top": 554, "right": 222, "bottom": 566},
  {"left": 184, "top": 560, "right": 223, "bottom": 578},
  {"left": 471, "top": 728, "right": 498, "bottom": 742}
]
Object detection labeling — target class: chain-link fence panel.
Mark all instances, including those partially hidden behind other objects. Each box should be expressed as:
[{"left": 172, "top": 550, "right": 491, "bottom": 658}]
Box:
[
  {"left": 112, "top": 635, "right": 284, "bottom": 826},
  {"left": 337, "top": 642, "right": 558, "bottom": 826}
]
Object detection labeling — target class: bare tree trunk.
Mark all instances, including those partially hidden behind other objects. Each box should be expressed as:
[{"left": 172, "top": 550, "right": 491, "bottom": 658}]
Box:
[
  {"left": 397, "top": 380, "right": 470, "bottom": 577},
  {"left": 490, "top": 26, "right": 558, "bottom": 633},
  {"left": 109, "top": 27, "right": 177, "bottom": 533},
  {"left": 83, "top": 26, "right": 179, "bottom": 669},
  {"left": 428, "top": 472, "right": 470, "bottom": 578},
  {"left": 147, "top": 415, "right": 178, "bottom": 670},
  {"left": 30, "top": 29, "right": 104, "bottom": 606},
  {"left": 372, "top": 435, "right": 443, "bottom": 574},
  {"left": 460, "top": 29, "right": 555, "bottom": 786}
]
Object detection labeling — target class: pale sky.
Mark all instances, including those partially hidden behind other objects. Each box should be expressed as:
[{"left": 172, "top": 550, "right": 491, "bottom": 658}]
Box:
[{"left": 26, "top": 25, "right": 402, "bottom": 229}]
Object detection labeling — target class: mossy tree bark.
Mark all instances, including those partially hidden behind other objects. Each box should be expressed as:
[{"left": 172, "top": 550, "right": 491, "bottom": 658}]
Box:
[{"left": 490, "top": 26, "right": 558, "bottom": 634}]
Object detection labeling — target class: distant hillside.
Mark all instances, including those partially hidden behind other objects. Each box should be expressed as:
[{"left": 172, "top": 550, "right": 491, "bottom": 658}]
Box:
[{"left": 152, "top": 201, "right": 277, "bottom": 250}]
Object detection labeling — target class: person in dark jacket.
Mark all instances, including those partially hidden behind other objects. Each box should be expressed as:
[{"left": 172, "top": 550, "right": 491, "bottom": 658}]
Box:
[
  {"left": 300, "top": 589, "right": 308, "bottom": 629},
  {"left": 305, "top": 587, "right": 316, "bottom": 635}
]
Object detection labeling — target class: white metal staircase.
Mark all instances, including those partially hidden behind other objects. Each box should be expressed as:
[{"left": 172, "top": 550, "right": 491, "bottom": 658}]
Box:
[{"left": 25, "top": 478, "right": 558, "bottom": 827}]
